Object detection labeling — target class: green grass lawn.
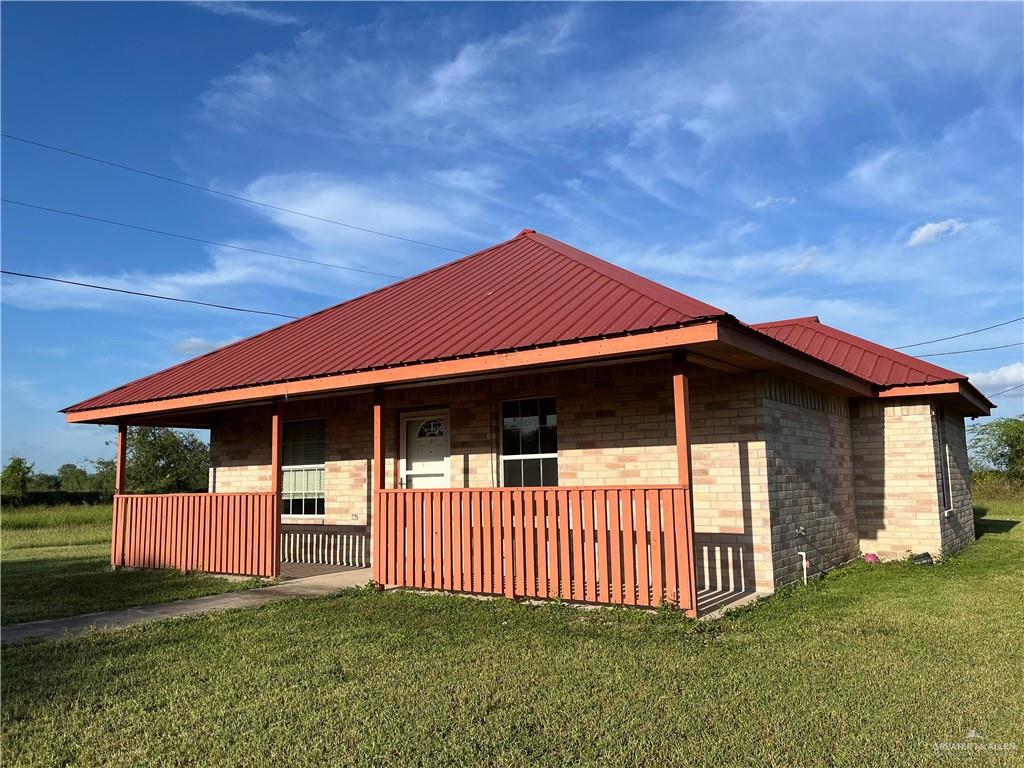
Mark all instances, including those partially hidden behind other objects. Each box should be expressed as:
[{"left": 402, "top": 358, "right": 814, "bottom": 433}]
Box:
[
  {"left": 3, "top": 494, "right": 1022, "bottom": 766},
  {"left": 1, "top": 505, "right": 263, "bottom": 625}
]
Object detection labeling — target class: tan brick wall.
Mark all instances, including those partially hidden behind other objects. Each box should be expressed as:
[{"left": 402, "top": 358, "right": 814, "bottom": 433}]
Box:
[
  {"left": 937, "top": 408, "right": 975, "bottom": 555},
  {"left": 852, "top": 399, "right": 945, "bottom": 558},
  {"left": 763, "top": 377, "right": 858, "bottom": 587},
  {"left": 686, "top": 371, "right": 773, "bottom": 595},
  {"left": 208, "top": 406, "right": 272, "bottom": 493}
]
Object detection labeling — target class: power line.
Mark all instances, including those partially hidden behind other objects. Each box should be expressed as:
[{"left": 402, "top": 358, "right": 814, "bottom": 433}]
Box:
[
  {"left": 918, "top": 342, "right": 1024, "bottom": 358},
  {"left": 988, "top": 382, "right": 1024, "bottom": 398},
  {"left": 0, "top": 270, "right": 298, "bottom": 319},
  {"left": 1, "top": 133, "right": 466, "bottom": 254},
  {"left": 894, "top": 316, "right": 1024, "bottom": 349},
  {"left": 1, "top": 198, "right": 403, "bottom": 279}
]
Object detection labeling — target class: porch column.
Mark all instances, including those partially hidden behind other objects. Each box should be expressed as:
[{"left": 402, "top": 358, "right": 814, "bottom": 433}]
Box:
[
  {"left": 672, "top": 352, "right": 699, "bottom": 617},
  {"left": 371, "top": 389, "right": 384, "bottom": 583},
  {"left": 114, "top": 423, "right": 127, "bottom": 495},
  {"left": 270, "top": 403, "right": 283, "bottom": 577},
  {"left": 111, "top": 423, "right": 128, "bottom": 569}
]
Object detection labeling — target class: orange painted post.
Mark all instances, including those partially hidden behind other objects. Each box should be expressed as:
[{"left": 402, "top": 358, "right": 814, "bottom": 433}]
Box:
[
  {"left": 536, "top": 491, "right": 549, "bottom": 599},
  {"left": 433, "top": 491, "right": 443, "bottom": 590},
  {"left": 399, "top": 493, "right": 410, "bottom": 587},
  {"left": 649, "top": 489, "right": 664, "bottom": 606},
  {"left": 270, "top": 403, "right": 283, "bottom": 578},
  {"left": 571, "top": 490, "right": 584, "bottom": 601},
  {"left": 545, "top": 490, "right": 557, "bottom": 598},
  {"left": 672, "top": 352, "right": 699, "bottom": 618},
  {"left": 621, "top": 490, "right": 636, "bottom": 606},
  {"left": 501, "top": 491, "right": 513, "bottom": 598},
  {"left": 596, "top": 490, "right": 610, "bottom": 603},
  {"left": 111, "top": 425, "right": 128, "bottom": 569},
  {"left": 524, "top": 492, "right": 537, "bottom": 598},
  {"left": 482, "top": 491, "right": 494, "bottom": 593},
  {"left": 558, "top": 490, "right": 571, "bottom": 598},
  {"left": 384, "top": 493, "right": 395, "bottom": 585},
  {"left": 583, "top": 491, "right": 597, "bottom": 603},
  {"left": 490, "top": 492, "right": 502, "bottom": 595},
  {"left": 635, "top": 491, "right": 651, "bottom": 607},
  {"left": 114, "top": 423, "right": 127, "bottom": 495},
  {"left": 472, "top": 491, "right": 483, "bottom": 593},
  {"left": 371, "top": 391, "right": 384, "bottom": 584},
  {"left": 441, "top": 492, "right": 451, "bottom": 589},
  {"left": 663, "top": 489, "right": 679, "bottom": 605},
  {"left": 412, "top": 493, "right": 422, "bottom": 588},
  {"left": 514, "top": 491, "right": 526, "bottom": 597}
]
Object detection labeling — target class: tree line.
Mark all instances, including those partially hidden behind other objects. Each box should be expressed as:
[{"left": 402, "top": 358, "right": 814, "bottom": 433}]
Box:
[{"left": 2, "top": 427, "right": 210, "bottom": 500}]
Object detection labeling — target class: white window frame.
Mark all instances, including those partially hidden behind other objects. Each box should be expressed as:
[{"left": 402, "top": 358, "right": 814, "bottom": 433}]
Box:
[
  {"left": 498, "top": 396, "right": 558, "bottom": 487},
  {"left": 281, "top": 418, "right": 326, "bottom": 520},
  {"left": 399, "top": 410, "right": 451, "bottom": 489}
]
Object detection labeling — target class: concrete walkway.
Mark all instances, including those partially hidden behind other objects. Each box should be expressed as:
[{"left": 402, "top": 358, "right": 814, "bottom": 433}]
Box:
[{"left": 1, "top": 568, "right": 372, "bottom": 646}]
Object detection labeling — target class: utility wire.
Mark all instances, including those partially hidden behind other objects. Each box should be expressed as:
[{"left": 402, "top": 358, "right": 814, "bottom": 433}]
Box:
[
  {"left": 988, "top": 382, "right": 1024, "bottom": 398},
  {"left": 918, "top": 342, "right": 1024, "bottom": 358},
  {"left": 1, "top": 198, "right": 403, "bottom": 279},
  {"left": 0, "top": 270, "right": 299, "bottom": 319},
  {"left": 894, "top": 316, "right": 1024, "bottom": 349},
  {"left": 1, "top": 133, "right": 466, "bottom": 254}
]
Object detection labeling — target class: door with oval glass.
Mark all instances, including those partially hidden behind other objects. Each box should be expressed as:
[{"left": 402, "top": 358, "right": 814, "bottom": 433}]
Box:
[{"left": 400, "top": 412, "right": 450, "bottom": 489}]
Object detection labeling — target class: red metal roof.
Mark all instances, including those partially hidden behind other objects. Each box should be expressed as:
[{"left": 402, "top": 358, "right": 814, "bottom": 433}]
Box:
[
  {"left": 66, "top": 230, "right": 726, "bottom": 412},
  {"left": 752, "top": 316, "right": 967, "bottom": 387}
]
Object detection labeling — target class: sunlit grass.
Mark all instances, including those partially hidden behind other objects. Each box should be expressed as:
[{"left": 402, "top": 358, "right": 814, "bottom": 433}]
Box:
[
  {"left": 1, "top": 504, "right": 261, "bottom": 625},
  {"left": 3, "top": 493, "right": 1021, "bottom": 766}
]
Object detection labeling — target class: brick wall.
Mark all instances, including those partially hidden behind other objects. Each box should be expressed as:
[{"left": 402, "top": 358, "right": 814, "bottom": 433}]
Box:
[
  {"left": 207, "top": 361, "right": 978, "bottom": 593},
  {"left": 208, "top": 406, "right": 272, "bottom": 493},
  {"left": 763, "top": 377, "right": 858, "bottom": 587},
  {"left": 851, "top": 399, "right": 945, "bottom": 558},
  {"left": 937, "top": 408, "right": 975, "bottom": 555}
]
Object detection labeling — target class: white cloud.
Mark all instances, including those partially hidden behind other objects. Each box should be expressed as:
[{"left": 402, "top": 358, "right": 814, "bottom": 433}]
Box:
[
  {"left": 428, "top": 166, "right": 503, "bottom": 196},
  {"left": 0, "top": 173, "right": 497, "bottom": 315},
  {"left": 191, "top": 2, "right": 302, "bottom": 26},
  {"left": 966, "top": 362, "right": 1024, "bottom": 393},
  {"left": 907, "top": 218, "right": 968, "bottom": 247},
  {"left": 174, "top": 336, "right": 242, "bottom": 356},
  {"left": 754, "top": 195, "right": 796, "bottom": 210}
]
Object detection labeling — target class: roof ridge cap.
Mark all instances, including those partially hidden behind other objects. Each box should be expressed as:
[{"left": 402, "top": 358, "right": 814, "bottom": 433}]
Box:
[
  {"left": 522, "top": 230, "right": 726, "bottom": 319},
  {"left": 753, "top": 315, "right": 820, "bottom": 327}
]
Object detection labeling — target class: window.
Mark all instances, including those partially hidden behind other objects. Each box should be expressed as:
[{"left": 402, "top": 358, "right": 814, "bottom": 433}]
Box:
[
  {"left": 281, "top": 419, "right": 325, "bottom": 516},
  {"left": 500, "top": 397, "right": 557, "bottom": 487},
  {"left": 935, "top": 407, "right": 952, "bottom": 512}
]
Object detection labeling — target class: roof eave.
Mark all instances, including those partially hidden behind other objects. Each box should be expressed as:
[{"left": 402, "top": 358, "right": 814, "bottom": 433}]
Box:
[
  {"left": 64, "top": 319, "right": 727, "bottom": 424},
  {"left": 877, "top": 381, "right": 993, "bottom": 417}
]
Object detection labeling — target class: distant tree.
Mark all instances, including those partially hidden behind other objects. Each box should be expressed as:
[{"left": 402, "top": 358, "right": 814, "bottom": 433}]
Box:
[
  {"left": 969, "top": 415, "right": 1024, "bottom": 483},
  {"left": 87, "top": 458, "right": 116, "bottom": 492},
  {"left": 124, "top": 427, "right": 209, "bottom": 493},
  {"left": 28, "top": 472, "right": 62, "bottom": 491},
  {"left": 1, "top": 456, "right": 34, "bottom": 499},
  {"left": 57, "top": 463, "right": 92, "bottom": 491}
]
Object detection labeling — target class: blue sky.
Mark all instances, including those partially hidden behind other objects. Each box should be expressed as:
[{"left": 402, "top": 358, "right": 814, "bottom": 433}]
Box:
[{"left": 2, "top": 2, "right": 1022, "bottom": 471}]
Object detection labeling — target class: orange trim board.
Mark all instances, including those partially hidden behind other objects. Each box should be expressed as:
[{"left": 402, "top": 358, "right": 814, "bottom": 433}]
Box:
[
  {"left": 878, "top": 381, "right": 991, "bottom": 416},
  {"left": 65, "top": 323, "right": 722, "bottom": 423}
]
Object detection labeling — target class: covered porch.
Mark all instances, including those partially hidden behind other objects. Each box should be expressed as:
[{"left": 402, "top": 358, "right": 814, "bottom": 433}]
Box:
[{"left": 102, "top": 353, "right": 701, "bottom": 614}]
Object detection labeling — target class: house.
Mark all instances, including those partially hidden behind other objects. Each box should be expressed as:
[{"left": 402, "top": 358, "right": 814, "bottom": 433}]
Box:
[{"left": 63, "top": 229, "right": 992, "bottom": 615}]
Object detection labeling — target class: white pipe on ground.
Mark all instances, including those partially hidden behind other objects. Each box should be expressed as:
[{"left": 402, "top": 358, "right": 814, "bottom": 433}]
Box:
[{"left": 797, "top": 551, "right": 808, "bottom": 585}]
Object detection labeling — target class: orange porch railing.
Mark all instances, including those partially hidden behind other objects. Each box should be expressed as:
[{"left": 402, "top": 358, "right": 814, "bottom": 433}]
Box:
[
  {"left": 112, "top": 492, "right": 279, "bottom": 578},
  {"left": 374, "top": 486, "right": 696, "bottom": 612}
]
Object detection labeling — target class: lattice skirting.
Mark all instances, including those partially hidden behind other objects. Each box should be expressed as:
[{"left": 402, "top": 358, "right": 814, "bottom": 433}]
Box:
[{"left": 280, "top": 529, "right": 369, "bottom": 567}]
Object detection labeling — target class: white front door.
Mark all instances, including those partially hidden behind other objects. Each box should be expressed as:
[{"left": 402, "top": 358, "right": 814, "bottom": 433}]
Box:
[{"left": 400, "top": 413, "right": 450, "bottom": 489}]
